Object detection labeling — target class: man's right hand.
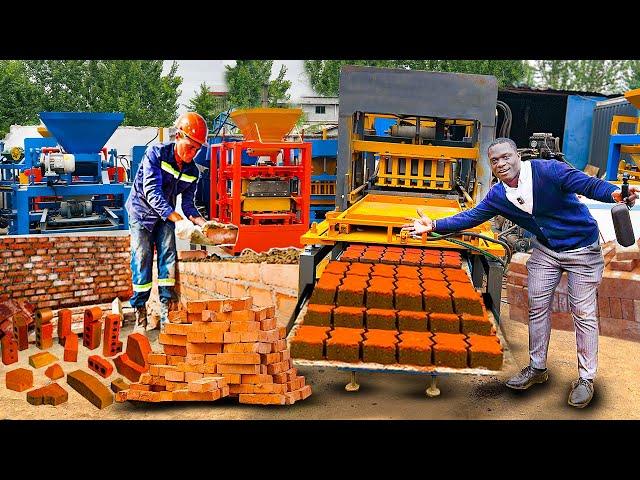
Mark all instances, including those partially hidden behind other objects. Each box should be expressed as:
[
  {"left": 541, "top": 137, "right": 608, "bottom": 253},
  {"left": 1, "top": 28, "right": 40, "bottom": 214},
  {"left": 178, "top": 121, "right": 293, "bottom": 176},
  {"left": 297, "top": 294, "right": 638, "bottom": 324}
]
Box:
[
  {"left": 174, "top": 218, "right": 197, "bottom": 240},
  {"left": 401, "top": 208, "right": 434, "bottom": 235},
  {"left": 167, "top": 211, "right": 184, "bottom": 223}
]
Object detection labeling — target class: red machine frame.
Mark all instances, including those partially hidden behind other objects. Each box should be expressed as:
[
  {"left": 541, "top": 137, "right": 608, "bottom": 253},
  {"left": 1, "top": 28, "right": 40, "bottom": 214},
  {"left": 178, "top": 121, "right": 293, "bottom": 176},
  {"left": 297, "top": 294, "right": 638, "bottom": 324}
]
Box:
[{"left": 210, "top": 140, "right": 311, "bottom": 254}]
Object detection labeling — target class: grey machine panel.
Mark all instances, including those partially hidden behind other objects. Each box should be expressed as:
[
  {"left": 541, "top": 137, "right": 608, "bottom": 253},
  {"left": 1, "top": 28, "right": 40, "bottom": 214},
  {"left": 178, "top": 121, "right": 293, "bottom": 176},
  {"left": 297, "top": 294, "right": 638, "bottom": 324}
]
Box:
[{"left": 335, "top": 66, "right": 498, "bottom": 211}]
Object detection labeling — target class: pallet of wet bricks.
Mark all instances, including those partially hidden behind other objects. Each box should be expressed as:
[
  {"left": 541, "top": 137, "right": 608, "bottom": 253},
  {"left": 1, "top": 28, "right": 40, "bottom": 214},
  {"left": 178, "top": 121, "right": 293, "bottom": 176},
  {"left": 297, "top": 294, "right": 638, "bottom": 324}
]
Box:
[
  {"left": 117, "top": 297, "right": 311, "bottom": 405},
  {"left": 289, "top": 245, "right": 503, "bottom": 370}
]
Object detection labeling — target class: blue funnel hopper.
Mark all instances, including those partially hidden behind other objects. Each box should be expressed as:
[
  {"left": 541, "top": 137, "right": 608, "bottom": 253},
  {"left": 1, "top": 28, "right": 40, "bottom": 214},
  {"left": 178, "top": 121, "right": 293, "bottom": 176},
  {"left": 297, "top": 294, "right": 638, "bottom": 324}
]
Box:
[{"left": 39, "top": 112, "right": 125, "bottom": 154}]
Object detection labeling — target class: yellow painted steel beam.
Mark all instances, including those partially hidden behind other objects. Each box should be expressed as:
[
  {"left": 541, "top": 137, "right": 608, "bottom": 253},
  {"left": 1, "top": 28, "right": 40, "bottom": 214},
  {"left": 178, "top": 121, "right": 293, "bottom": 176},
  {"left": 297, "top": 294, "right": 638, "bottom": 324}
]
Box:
[
  {"left": 352, "top": 140, "right": 479, "bottom": 160},
  {"left": 610, "top": 115, "right": 640, "bottom": 135},
  {"left": 242, "top": 197, "right": 291, "bottom": 212},
  {"left": 300, "top": 193, "right": 504, "bottom": 256}
]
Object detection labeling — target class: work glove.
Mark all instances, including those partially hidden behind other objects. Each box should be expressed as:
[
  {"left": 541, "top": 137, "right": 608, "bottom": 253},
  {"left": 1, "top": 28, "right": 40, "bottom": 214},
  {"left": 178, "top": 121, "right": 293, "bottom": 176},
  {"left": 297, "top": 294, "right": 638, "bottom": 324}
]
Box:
[
  {"left": 174, "top": 219, "right": 198, "bottom": 240},
  {"left": 189, "top": 220, "right": 239, "bottom": 246}
]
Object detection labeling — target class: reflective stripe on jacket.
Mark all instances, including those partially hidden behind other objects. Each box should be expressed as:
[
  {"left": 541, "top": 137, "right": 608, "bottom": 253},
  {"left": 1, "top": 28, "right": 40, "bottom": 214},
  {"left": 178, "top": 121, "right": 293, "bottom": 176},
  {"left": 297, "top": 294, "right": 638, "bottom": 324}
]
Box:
[{"left": 125, "top": 143, "right": 201, "bottom": 231}]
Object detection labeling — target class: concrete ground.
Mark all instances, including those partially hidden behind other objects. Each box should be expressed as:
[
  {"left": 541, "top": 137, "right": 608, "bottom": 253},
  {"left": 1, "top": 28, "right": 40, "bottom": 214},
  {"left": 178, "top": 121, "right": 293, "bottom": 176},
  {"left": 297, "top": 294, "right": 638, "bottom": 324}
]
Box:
[{"left": 3, "top": 302, "right": 640, "bottom": 420}]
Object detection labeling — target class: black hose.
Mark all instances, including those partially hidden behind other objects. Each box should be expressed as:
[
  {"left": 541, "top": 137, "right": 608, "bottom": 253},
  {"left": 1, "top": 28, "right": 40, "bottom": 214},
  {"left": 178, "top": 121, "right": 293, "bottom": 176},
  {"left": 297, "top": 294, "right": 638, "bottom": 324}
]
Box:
[{"left": 422, "top": 230, "right": 513, "bottom": 268}]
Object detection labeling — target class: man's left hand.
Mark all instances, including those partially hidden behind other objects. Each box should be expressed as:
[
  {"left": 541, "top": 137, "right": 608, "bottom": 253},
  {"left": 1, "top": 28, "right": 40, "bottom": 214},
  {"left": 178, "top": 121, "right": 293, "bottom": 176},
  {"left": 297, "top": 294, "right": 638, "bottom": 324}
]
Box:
[{"left": 612, "top": 186, "right": 640, "bottom": 207}]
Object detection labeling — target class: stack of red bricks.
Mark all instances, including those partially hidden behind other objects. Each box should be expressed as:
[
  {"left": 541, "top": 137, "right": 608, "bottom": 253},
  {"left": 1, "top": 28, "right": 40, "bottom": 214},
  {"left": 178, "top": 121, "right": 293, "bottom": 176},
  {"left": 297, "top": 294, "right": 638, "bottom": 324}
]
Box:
[
  {"left": 0, "top": 234, "right": 132, "bottom": 310},
  {"left": 116, "top": 297, "right": 311, "bottom": 405},
  {"left": 506, "top": 241, "right": 640, "bottom": 341},
  {"left": 290, "top": 246, "right": 503, "bottom": 371},
  {"left": 1, "top": 299, "right": 35, "bottom": 365}
]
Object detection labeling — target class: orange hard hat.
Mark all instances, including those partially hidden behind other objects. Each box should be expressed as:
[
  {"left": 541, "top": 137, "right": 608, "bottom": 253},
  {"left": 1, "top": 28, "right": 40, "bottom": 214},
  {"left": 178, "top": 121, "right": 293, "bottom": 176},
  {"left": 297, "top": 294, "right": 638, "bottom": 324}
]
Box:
[{"left": 175, "top": 112, "right": 208, "bottom": 146}]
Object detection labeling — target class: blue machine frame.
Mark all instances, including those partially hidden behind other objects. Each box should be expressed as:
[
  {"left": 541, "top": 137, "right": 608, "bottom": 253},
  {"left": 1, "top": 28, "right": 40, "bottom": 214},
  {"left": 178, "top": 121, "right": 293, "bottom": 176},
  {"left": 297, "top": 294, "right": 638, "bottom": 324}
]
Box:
[
  {"left": 1, "top": 112, "right": 132, "bottom": 234},
  {"left": 309, "top": 138, "right": 337, "bottom": 224}
]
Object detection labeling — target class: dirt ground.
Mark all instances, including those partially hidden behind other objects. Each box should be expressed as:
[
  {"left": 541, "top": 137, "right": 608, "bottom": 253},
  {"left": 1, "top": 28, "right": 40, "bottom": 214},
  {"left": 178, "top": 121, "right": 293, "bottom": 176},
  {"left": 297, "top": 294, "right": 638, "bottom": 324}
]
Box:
[{"left": 2, "top": 302, "right": 640, "bottom": 420}]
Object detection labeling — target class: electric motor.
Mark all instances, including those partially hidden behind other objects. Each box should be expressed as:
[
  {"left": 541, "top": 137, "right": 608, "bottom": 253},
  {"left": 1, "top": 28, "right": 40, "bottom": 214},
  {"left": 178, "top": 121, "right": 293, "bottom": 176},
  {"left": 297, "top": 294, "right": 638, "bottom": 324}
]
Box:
[
  {"left": 42, "top": 153, "right": 75, "bottom": 176},
  {"left": 59, "top": 201, "right": 92, "bottom": 218}
]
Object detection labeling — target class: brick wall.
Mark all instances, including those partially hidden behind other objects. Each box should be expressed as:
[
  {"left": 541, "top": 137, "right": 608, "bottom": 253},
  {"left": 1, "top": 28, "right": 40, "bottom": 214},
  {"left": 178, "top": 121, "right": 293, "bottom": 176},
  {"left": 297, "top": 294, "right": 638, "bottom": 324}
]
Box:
[
  {"left": 505, "top": 242, "right": 640, "bottom": 342},
  {"left": 0, "top": 233, "right": 132, "bottom": 310},
  {"left": 175, "top": 256, "right": 298, "bottom": 327}
]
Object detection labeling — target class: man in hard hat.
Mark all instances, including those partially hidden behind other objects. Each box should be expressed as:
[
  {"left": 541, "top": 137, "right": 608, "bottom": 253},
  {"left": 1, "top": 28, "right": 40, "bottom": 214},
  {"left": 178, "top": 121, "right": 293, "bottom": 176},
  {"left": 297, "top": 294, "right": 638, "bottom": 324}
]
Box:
[
  {"left": 125, "top": 112, "right": 208, "bottom": 333},
  {"left": 403, "top": 137, "right": 640, "bottom": 409}
]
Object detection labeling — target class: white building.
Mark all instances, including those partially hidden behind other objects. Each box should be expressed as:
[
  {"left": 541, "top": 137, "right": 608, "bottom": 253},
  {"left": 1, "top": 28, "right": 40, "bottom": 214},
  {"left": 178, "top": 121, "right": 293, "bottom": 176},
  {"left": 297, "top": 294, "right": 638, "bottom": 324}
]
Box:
[{"left": 296, "top": 96, "right": 339, "bottom": 124}]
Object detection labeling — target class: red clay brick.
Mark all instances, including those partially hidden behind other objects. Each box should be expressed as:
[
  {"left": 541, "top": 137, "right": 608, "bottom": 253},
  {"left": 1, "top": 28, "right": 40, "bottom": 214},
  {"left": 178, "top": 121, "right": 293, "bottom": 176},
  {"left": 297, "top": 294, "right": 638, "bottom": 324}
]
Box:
[
  {"left": 290, "top": 325, "right": 330, "bottom": 360},
  {"left": 13, "top": 313, "right": 30, "bottom": 350},
  {"left": 326, "top": 327, "right": 363, "bottom": 362},
  {"left": 162, "top": 344, "right": 187, "bottom": 356},
  {"left": 66, "top": 369, "right": 114, "bottom": 409},
  {"left": 64, "top": 333, "right": 79, "bottom": 362},
  {"left": 461, "top": 311, "right": 493, "bottom": 335},
  {"left": 467, "top": 334, "right": 503, "bottom": 370},
  {"left": 1, "top": 336, "right": 18, "bottom": 365},
  {"left": 238, "top": 393, "right": 287, "bottom": 405},
  {"left": 309, "top": 273, "right": 342, "bottom": 305},
  {"left": 57, "top": 309, "right": 73, "bottom": 345},
  {"left": 395, "top": 279, "right": 423, "bottom": 311},
  {"left": 424, "top": 284, "right": 454, "bottom": 314},
  {"left": 110, "top": 378, "right": 130, "bottom": 393},
  {"left": 432, "top": 333, "right": 468, "bottom": 368},
  {"left": 29, "top": 351, "right": 58, "bottom": 368},
  {"left": 366, "top": 308, "right": 397, "bottom": 330},
  {"left": 36, "top": 322, "right": 53, "bottom": 350},
  {"left": 113, "top": 353, "right": 147, "bottom": 382},
  {"left": 366, "top": 277, "right": 395, "bottom": 309},
  {"left": 419, "top": 266, "right": 445, "bottom": 282},
  {"left": 362, "top": 329, "right": 398, "bottom": 364},
  {"left": 84, "top": 306, "right": 103, "bottom": 323},
  {"left": 304, "top": 304, "right": 334, "bottom": 327},
  {"left": 83, "top": 321, "right": 102, "bottom": 350},
  {"left": 126, "top": 333, "right": 151, "bottom": 367},
  {"left": 45, "top": 363, "right": 65, "bottom": 380},
  {"left": 398, "top": 332, "right": 433, "bottom": 366},
  {"left": 27, "top": 383, "right": 68, "bottom": 406},
  {"left": 397, "top": 310, "right": 428, "bottom": 332},
  {"left": 88, "top": 355, "right": 114, "bottom": 378},
  {"left": 333, "top": 306, "right": 365, "bottom": 329},
  {"left": 430, "top": 313, "right": 461, "bottom": 333},
  {"left": 323, "top": 261, "right": 349, "bottom": 276},
  {"left": 6, "top": 368, "right": 33, "bottom": 391}
]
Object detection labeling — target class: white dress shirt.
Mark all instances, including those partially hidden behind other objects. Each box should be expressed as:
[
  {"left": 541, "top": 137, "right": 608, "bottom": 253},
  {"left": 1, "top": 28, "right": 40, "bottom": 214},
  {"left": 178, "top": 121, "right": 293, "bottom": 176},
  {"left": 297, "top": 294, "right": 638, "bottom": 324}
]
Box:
[{"left": 503, "top": 160, "right": 533, "bottom": 214}]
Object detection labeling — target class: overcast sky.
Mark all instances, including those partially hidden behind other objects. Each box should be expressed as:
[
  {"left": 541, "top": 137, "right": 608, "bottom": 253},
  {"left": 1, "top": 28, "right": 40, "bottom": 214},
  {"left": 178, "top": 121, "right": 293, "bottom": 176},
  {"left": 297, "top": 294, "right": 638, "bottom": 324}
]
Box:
[{"left": 166, "top": 60, "right": 317, "bottom": 113}]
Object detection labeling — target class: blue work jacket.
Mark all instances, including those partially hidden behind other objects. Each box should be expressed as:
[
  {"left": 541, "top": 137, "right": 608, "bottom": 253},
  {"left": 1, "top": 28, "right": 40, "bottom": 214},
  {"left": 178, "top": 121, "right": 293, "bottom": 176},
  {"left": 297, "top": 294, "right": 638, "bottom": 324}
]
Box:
[{"left": 125, "top": 143, "right": 201, "bottom": 231}]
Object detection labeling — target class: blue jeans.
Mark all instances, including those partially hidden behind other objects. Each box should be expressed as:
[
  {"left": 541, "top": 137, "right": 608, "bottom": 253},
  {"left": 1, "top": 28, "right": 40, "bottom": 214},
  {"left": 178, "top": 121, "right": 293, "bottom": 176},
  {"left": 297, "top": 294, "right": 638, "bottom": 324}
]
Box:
[{"left": 129, "top": 217, "right": 176, "bottom": 308}]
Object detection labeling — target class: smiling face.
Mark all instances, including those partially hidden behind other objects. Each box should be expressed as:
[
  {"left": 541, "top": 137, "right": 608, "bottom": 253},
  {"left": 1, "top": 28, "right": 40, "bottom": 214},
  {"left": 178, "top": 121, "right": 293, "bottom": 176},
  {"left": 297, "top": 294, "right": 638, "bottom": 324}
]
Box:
[
  {"left": 174, "top": 132, "right": 203, "bottom": 164},
  {"left": 488, "top": 141, "right": 521, "bottom": 187}
]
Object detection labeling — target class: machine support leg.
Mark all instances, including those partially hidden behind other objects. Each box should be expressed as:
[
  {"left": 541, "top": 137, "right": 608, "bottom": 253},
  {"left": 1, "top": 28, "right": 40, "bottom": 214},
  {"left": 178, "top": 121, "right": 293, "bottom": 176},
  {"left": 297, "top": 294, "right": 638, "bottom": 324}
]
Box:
[
  {"left": 487, "top": 260, "right": 504, "bottom": 323},
  {"left": 345, "top": 371, "right": 360, "bottom": 392},
  {"left": 426, "top": 374, "right": 440, "bottom": 397},
  {"left": 472, "top": 255, "right": 484, "bottom": 289}
]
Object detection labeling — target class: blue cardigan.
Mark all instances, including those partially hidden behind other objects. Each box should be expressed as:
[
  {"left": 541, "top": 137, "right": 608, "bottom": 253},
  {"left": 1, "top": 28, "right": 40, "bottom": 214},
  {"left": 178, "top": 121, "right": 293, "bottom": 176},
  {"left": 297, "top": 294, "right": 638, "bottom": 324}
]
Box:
[{"left": 435, "top": 159, "right": 619, "bottom": 252}]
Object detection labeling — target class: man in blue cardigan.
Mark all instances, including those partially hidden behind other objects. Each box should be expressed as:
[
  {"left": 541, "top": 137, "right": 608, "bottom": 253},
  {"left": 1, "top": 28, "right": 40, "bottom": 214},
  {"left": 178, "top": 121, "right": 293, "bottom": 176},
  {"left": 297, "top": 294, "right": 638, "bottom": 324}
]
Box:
[{"left": 403, "top": 137, "right": 638, "bottom": 408}]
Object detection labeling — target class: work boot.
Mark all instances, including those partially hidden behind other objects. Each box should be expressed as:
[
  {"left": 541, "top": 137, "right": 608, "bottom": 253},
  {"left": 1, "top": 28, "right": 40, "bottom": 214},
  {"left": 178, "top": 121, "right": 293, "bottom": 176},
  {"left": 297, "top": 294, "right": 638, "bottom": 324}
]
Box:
[
  {"left": 505, "top": 365, "right": 549, "bottom": 390},
  {"left": 568, "top": 378, "right": 594, "bottom": 408},
  {"left": 132, "top": 306, "right": 147, "bottom": 333},
  {"left": 159, "top": 301, "right": 170, "bottom": 331}
]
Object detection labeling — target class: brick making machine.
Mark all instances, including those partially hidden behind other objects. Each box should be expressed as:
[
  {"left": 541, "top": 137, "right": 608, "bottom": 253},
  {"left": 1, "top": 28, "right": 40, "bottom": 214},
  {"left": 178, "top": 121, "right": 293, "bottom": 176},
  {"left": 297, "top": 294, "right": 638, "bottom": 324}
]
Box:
[
  {"left": 309, "top": 138, "right": 337, "bottom": 224},
  {"left": 209, "top": 108, "right": 311, "bottom": 255},
  {"left": 288, "top": 66, "right": 510, "bottom": 396},
  {"left": 0, "top": 112, "right": 130, "bottom": 234},
  {"left": 605, "top": 88, "right": 640, "bottom": 182}
]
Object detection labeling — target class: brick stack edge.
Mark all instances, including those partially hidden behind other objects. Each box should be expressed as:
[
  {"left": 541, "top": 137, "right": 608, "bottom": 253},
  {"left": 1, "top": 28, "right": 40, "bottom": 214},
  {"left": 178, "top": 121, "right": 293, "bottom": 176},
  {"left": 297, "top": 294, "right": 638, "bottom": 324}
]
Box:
[
  {"left": 0, "top": 234, "right": 133, "bottom": 311},
  {"left": 116, "top": 296, "right": 311, "bottom": 405},
  {"left": 506, "top": 241, "right": 640, "bottom": 341}
]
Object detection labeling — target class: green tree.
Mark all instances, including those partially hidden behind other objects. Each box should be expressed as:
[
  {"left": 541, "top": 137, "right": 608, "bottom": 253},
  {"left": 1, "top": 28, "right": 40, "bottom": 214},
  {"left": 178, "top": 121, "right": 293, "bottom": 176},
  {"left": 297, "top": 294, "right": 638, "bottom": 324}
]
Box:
[
  {"left": 0, "top": 60, "right": 44, "bottom": 137},
  {"left": 303, "top": 60, "right": 528, "bottom": 96},
  {"left": 224, "top": 60, "right": 291, "bottom": 109},
  {"left": 626, "top": 61, "right": 640, "bottom": 90},
  {"left": 186, "top": 82, "right": 229, "bottom": 122},
  {"left": 22, "top": 60, "right": 182, "bottom": 126},
  {"left": 532, "top": 60, "right": 629, "bottom": 94}
]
